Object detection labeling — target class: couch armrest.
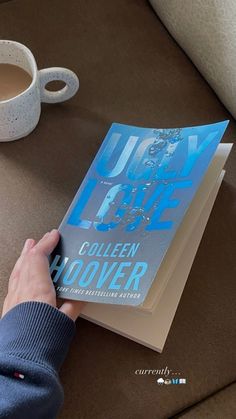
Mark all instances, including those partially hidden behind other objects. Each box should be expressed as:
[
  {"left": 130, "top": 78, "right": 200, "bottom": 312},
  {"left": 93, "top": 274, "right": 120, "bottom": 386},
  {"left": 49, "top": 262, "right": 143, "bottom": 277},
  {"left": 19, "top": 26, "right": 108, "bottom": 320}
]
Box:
[{"left": 150, "top": 0, "right": 236, "bottom": 118}]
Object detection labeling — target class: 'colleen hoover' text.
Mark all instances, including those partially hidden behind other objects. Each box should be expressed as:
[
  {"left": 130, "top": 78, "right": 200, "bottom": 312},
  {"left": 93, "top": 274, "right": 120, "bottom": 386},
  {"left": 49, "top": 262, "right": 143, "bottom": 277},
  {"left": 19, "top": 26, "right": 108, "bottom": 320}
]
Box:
[{"left": 51, "top": 241, "right": 146, "bottom": 296}]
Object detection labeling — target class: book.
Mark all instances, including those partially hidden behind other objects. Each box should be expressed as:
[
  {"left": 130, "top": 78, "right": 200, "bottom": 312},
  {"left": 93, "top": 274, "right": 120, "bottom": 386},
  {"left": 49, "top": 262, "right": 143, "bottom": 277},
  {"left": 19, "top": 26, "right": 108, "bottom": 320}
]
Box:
[
  {"left": 81, "top": 145, "right": 231, "bottom": 352},
  {"left": 136, "top": 144, "right": 231, "bottom": 313},
  {"left": 50, "top": 121, "right": 232, "bottom": 351}
]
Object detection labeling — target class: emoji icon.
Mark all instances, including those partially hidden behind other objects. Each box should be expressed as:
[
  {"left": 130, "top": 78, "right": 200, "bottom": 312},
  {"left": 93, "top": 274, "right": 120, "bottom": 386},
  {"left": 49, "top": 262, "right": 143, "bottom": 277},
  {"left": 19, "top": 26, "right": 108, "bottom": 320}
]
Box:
[
  {"left": 164, "top": 379, "right": 172, "bottom": 385},
  {"left": 179, "top": 378, "right": 186, "bottom": 384},
  {"left": 157, "top": 378, "right": 165, "bottom": 385},
  {"left": 172, "top": 378, "right": 179, "bottom": 384}
]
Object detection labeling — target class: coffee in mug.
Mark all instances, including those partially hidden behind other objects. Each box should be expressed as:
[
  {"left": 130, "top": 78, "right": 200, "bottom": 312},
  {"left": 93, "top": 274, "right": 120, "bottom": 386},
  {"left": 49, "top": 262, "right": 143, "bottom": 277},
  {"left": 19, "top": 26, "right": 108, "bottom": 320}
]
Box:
[
  {"left": 0, "top": 64, "right": 32, "bottom": 101},
  {"left": 0, "top": 40, "right": 79, "bottom": 142}
]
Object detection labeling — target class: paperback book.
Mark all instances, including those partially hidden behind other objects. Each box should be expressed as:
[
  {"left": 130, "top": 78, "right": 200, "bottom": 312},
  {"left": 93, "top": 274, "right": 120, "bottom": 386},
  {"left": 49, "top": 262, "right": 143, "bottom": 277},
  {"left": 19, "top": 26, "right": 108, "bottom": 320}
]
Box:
[{"left": 50, "top": 120, "right": 232, "bottom": 351}]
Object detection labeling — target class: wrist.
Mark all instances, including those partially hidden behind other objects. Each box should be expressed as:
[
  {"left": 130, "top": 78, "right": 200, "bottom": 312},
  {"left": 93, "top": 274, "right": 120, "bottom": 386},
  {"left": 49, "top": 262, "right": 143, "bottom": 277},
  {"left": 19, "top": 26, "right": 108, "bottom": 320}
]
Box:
[{"left": 0, "top": 301, "right": 76, "bottom": 372}]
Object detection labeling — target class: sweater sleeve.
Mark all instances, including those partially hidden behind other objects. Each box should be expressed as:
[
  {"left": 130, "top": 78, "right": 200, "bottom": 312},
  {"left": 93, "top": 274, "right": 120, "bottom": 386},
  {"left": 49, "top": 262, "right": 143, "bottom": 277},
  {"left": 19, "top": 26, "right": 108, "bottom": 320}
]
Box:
[{"left": 0, "top": 301, "right": 76, "bottom": 419}]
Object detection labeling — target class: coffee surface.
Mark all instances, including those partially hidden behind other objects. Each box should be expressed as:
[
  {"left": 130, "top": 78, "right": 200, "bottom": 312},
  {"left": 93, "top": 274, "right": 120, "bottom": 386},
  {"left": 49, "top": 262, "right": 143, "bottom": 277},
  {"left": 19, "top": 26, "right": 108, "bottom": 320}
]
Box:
[{"left": 0, "top": 64, "right": 32, "bottom": 101}]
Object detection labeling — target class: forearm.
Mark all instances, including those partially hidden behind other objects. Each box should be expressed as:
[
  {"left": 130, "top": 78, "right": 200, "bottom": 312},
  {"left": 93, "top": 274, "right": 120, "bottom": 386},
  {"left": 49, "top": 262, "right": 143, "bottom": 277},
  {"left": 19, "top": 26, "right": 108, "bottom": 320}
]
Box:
[{"left": 0, "top": 301, "right": 75, "bottom": 419}]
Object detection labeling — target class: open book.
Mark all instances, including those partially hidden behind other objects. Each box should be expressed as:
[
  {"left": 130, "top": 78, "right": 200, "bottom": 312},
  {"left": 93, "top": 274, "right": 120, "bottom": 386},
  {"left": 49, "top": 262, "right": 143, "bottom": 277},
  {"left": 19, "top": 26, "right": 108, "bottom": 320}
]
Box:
[{"left": 50, "top": 121, "right": 232, "bottom": 352}]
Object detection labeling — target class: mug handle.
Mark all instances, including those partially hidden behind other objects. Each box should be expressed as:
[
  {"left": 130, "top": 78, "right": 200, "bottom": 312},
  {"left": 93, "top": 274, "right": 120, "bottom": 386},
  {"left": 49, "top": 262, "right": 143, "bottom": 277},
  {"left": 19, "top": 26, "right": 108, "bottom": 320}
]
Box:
[{"left": 39, "top": 67, "right": 79, "bottom": 103}]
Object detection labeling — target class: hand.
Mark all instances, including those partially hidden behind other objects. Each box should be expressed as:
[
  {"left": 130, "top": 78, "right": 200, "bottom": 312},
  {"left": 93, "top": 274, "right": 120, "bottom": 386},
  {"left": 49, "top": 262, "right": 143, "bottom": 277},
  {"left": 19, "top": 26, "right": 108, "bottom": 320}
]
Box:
[{"left": 2, "top": 230, "right": 85, "bottom": 321}]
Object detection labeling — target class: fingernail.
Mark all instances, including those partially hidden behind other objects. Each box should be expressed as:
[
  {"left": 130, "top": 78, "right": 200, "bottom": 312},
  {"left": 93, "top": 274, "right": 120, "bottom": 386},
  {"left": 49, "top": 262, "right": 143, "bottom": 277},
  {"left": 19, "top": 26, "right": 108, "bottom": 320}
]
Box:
[
  {"left": 22, "top": 239, "right": 34, "bottom": 253},
  {"left": 24, "top": 239, "right": 31, "bottom": 248},
  {"left": 50, "top": 229, "right": 58, "bottom": 235}
]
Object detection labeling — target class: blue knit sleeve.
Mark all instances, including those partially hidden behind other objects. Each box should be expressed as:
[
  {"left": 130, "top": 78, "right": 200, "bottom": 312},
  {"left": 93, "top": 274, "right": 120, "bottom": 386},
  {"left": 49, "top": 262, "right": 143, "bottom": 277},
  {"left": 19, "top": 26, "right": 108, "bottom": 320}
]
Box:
[{"left": 0, "top": 301, "right": 76, "bottom": 419}]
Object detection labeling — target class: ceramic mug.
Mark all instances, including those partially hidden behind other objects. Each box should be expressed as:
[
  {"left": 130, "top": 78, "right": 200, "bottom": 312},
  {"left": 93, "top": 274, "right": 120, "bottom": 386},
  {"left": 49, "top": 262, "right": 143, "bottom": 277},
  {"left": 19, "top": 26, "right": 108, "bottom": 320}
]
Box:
[{"left": 0, "top": 40, "right": 79, "bottom": 142}]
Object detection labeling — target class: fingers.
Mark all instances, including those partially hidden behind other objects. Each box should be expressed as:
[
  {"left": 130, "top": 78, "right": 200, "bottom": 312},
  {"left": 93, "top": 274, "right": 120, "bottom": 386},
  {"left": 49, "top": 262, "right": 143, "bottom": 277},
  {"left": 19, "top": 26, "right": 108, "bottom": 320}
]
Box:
[
  {"left": 34, "top": 229, "right": 60, "bottom": 256},
  {"left": 9, "top": 239, "right": 36, "bottom": 282},
  {"left": 21, "top": 238, "right": 35, "bottom": 256},
  {"left": 59, "top": 300, "right": 86, "bottom": 321}
]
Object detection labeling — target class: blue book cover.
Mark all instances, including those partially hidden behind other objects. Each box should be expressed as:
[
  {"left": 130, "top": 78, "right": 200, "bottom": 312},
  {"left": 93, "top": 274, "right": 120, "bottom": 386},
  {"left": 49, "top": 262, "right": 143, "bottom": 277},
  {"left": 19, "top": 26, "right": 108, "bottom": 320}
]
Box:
[{"left": 50, "top": 121, "right": 228, "bottom": 306}]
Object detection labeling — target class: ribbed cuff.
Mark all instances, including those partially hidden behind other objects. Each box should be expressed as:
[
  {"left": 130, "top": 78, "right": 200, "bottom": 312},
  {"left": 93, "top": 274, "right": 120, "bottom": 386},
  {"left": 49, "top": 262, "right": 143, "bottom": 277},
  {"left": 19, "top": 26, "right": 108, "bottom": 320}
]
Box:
[{"left": 0, "top": 301, "right": 76, "bottom": 373}]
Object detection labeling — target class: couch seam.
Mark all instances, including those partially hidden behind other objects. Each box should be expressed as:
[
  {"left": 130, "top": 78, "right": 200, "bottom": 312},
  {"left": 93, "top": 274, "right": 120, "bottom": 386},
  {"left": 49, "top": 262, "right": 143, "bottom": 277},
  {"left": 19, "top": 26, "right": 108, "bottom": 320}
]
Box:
[{"left": 170, "top": 379, "right": 236, "bottom": 418}]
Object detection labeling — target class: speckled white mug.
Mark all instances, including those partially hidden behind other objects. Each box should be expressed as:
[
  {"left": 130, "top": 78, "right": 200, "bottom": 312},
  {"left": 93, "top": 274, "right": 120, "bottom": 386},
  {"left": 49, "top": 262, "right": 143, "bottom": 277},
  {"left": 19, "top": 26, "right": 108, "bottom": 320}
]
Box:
[{"left": 0, "top": 40, "right": 79, "bottom": 142}]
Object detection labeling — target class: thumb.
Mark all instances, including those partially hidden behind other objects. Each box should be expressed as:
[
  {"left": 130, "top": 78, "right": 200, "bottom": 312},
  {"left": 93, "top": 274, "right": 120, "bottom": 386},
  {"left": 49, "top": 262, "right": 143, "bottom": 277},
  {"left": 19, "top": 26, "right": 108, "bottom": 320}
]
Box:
[{"left": 35, "top": 229, "right": 60, "bottom": 256}]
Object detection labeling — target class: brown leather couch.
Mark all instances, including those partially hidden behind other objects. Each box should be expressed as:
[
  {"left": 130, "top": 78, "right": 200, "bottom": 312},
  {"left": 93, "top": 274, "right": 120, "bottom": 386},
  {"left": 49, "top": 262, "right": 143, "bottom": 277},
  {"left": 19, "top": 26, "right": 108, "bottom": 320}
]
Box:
[{"left": 0, "top": 1, "right": 235, "bottom": 418}]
